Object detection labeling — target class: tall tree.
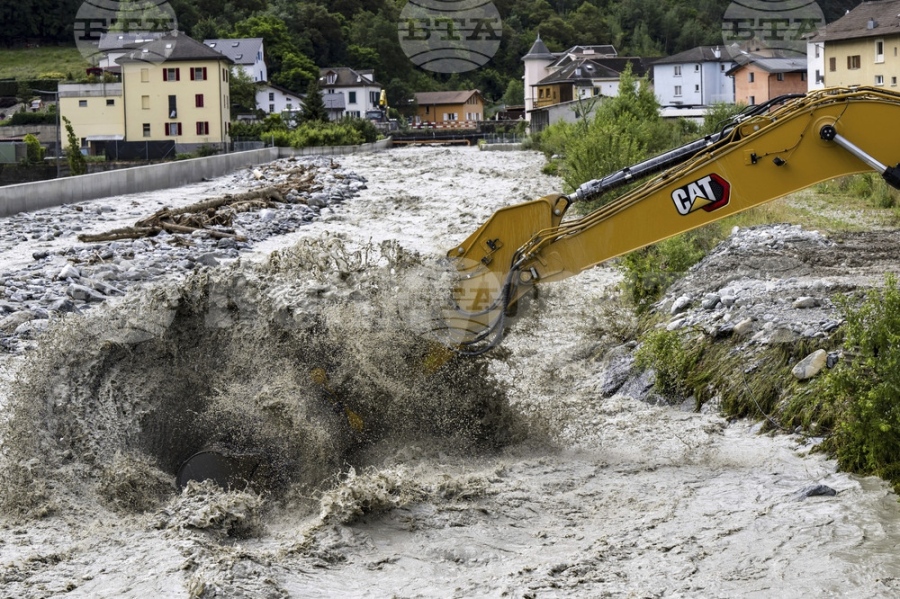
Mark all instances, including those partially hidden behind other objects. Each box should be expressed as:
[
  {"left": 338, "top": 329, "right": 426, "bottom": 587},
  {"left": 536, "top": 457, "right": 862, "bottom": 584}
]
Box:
[{"left": 301, "top": 79, "right": 328, "bottom": 124}]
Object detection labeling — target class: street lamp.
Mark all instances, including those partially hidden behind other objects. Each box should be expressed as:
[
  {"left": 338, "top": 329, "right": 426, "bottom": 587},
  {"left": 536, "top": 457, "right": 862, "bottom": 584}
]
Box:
[{"left": 32, "top": 88, "right": 61, "bottom": 178}]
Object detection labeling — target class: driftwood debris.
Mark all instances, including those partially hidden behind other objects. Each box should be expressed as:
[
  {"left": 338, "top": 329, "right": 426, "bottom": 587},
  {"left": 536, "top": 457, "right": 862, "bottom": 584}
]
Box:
[{"left": 78, "top": 184, "right": 291, "bottom": 244}]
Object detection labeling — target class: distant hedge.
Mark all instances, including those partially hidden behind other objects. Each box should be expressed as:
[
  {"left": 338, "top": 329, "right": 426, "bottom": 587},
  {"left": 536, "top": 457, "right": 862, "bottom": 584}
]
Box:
[
  {"left": 8, "top": 112, "right": 56, "bottom": 125},
  {"left": 0, "top": 79, "right": 59, "bottom": 97}
]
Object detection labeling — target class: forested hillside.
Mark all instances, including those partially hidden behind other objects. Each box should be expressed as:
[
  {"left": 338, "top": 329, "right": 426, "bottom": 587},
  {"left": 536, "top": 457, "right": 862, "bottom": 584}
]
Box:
[{"left": 1, "top": 0, "right": 859, "bottom": 104}]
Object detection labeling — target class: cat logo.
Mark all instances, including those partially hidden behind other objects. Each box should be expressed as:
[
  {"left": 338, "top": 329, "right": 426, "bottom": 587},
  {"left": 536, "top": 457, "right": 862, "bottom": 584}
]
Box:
[{"left": 671, "top": 174, "right": 731, "bottom": 216}]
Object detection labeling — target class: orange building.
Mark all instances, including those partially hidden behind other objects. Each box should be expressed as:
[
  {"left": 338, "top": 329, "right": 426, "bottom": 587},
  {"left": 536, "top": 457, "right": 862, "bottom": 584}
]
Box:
[
  {"left": 728, "top": 55, "right": 808, "bottom": 106},
  {"left": 413, "top": 90, "right": 484, "bottom": 125}
]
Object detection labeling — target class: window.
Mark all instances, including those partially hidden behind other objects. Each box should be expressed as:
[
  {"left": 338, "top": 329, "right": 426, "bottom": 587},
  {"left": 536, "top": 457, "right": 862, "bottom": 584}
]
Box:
[
  {"left": 370, "top": 91, "right": 379, "bottom": 104},
  {"left": 801, "top": 72, "right": 807, "bottom": 81},
  {"left": 893, "top": 76, "right": 898, "bottom": 87},
  {"left": 269, "top": 104, "right": 274, "bottom": 113},
  {"left": 196, "top": 121, "right": 209, "bottom": 135},
  {"left": 876, "top": 40, "right": 885, "bottom": 63},
  {"left": 190, "top": 67, "right": 208, "bottom": 81},
  {"left": 674, "top": 85, "right": 682, "bottom": 96},
  {"left": 348, "top": 91, "right": 357, "bottom": 104},
  {"left": 748, "top": 72, "right": 754, "bottom": 83},
  {"left": 141, "top": 68, "right": 149, "bottom": 82},
  {"left": 876, "top": 74, "right": 884, "bottom": 86},
  {"left": 444, "top": 113, "right": 458, "bottom": 121},
  {"left": 142, "top": 95, "right": 149, "bottom": 109},
  {"left": 848, "top": 55, "right": 861, "bottom": 70},
  {"left": 776, "top": 73, "right": 784, "bottom": 81},
  {"left": 142, "top": 123, "right": 150, "bottom": 137},
  {"left": 749, "top": 95, "right": 756, "bottom": 105},
  {"left": 164, "top": 67, "right": 180, "bottom": 81},
  {"left": 195, "top": 94, "right": 204, "bottom": 108},
  {"left": 168, "top": 95, "right": 177, "bottom": 118},
  {"left": 326, "top": 72, "right": 337, "bottom": 84},
  {"left": 106, "top": 99, "right": 114, "bottom": 106},
  {"left": 673, "top": 65, "right": 682, "bottom": 76},
  {"left": 815, "top": 69, "right": 822, "bottom": 83},
  {"left": 694, "top": 64, "right": 700, "bottom": 72},
  {"left": 694, "top": 84, "right": 700, "bottom": 92},
  {"left": 268, "top": 92, "right": 274, "bottom": 101},
  {"left": 78, "top": 100, "right": 87, "bottom": 107},
  {"left": 829, "top": 57, "right": 836, "bottom": 72},
  {"left": 815, "top": 45, "right": 820, "bottom": 58},
  {"left": 720, "top": 64, "right": 726, "bottom": 72},
  {"left": 222, "top": 68, "right": 228, "bottom": 82},
  {"left": 166, "top": 122, "right": 182, "bottom": 136}
]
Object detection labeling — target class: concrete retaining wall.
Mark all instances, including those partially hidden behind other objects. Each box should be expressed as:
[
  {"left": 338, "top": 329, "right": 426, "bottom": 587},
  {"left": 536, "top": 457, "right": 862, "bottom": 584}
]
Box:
[
  {"left": 480, "top": 143, "right": 526, "bottom": 151},
  {"left": 277, "top": 137, "right": 393, "bottom": 157},
  {"left": 0, "top": 147, "right": 278, "bottom": 217},
  {"left": 0, "top": 137, "right": 392, "bottom": 217}
]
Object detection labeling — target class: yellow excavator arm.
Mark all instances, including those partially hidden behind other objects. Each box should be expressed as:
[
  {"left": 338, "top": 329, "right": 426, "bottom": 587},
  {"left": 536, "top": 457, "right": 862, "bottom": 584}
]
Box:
[{"left": 443, "top": 87, "right": 900, "bottom": 354}]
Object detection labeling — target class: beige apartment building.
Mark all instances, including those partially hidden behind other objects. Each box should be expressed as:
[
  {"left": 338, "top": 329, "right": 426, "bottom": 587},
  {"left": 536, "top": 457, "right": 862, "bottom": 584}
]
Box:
[
  {"left": 60, "top": 32, "right": 232, "bottom": 154},
  {"left": 813, "top": 1, "right": 900, "bottom": 90}
]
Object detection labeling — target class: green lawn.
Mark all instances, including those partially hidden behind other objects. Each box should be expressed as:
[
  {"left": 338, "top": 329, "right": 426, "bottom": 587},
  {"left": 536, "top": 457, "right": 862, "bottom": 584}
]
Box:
[{"left": 0, "top": 46, "right": 90, "bottom": 80}]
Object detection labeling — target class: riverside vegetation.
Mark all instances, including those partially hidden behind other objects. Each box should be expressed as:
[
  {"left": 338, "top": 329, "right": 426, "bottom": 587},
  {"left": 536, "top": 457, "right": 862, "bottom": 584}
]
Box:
[{"left": 533, "top": 71, "right": 900, "bottom": 491}]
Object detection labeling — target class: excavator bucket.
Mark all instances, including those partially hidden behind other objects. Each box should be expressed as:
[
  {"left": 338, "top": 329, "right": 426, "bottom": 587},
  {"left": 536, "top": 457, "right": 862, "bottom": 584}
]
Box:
[{"left": 441, "top": 194, "right": 570, "bottom": 354}]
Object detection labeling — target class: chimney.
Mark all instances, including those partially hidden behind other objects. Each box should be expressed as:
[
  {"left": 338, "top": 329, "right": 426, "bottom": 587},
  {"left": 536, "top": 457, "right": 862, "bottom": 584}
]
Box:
[{"left": 868, "top": 18, "right": 877, "bottom": 29}]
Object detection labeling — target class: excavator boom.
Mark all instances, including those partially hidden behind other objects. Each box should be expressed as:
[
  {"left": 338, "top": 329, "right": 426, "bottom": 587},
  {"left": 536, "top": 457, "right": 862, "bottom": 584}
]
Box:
[{"left": 442, "top": 87, "right": 900, "bottom": 354}]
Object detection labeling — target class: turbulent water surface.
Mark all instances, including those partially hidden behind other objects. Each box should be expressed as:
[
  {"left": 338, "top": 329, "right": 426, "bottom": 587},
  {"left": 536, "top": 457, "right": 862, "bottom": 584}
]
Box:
[{"left": 1, "top": 147, "right": 900, "bottom": 598}]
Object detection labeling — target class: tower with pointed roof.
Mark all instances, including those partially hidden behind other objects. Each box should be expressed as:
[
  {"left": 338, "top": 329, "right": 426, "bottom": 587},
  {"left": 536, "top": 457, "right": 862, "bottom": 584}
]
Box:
[{"left": 522, "top": 35, "right": 556, "bottom": 121}]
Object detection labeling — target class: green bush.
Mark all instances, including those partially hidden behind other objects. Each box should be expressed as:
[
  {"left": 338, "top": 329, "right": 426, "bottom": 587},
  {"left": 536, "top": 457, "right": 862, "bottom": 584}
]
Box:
[
  {"left": 816, "top": 173, "right": 898, "bottom": 209},
  {"left": 8, "top": 112, "right": 56, "bottom": 126},
  {"left": 343, "top": 117, "right": 379, "bottom": 144},
  {"left": 289, "top": 122, "right": 363, "bottom": 147},
  {"left": 62, "top": 116, "right": 86, "bottom": 176},
  {"left": 247, "top": 117, "right": 375, "bottom": 148},
  {"left": 264, "top": 129, "right": 293, "bottom": 147},
  {"left": 618, "top": 224, "right": 724, "bottom": 311},
  {"left": 817, "top": 276, "right": 900, "bottom": 488},
  {"left": 700, "top": 102, "right": 746, "bottom": 136},
  {"left": 22, "top": 133, "right": 44, "bottom": 164},
  {"left": 635, "top": 329, "right": 700, "bottom": 399}
]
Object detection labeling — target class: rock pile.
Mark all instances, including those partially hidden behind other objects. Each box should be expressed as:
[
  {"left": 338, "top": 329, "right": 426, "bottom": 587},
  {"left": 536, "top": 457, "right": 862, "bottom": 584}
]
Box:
[
  {"left": 659, "top": 225, "right": 845, "bottom": 346},
  {"left": 0, "top": 156, "right": 367, "bottom": 353}
]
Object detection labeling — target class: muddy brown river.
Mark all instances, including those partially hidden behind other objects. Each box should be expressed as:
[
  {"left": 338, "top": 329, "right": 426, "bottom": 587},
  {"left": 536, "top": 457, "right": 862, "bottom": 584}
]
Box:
[{"left": 1, "top": 147, "right": 899, "bottom": 598}]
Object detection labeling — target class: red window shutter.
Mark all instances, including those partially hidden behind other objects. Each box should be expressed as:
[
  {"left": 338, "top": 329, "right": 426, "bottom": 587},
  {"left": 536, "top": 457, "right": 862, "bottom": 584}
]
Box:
[
  {"left": 177, "top": 123, "right": 182, "bottom": 135},
  {"left": 163, "top": 69, "right": 168, "bottom": 81},
  {"left": 190, "top": 69, "right": 194, "bottom": 81},
  {"left": 195, "top": 94, "right": 203, "bottom": 107},
  {"left": 175, "top": 68, "right": 180, "bottom": 81},
  {"left": 203, "top": 67, "right": 207, "bottom": 80}
]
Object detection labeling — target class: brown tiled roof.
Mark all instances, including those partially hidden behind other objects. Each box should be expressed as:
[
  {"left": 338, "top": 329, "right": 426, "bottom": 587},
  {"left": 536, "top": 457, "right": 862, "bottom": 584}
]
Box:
[
  {"left": 414, "top": 90, "right": 483, "bottom": 105},
  {"left": 812, "top": 0, "right": 900, "bottom": 42}
]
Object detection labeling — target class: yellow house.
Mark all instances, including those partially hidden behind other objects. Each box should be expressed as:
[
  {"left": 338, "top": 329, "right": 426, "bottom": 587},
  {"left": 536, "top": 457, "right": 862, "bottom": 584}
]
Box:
[
  {"left": 58, "top": 82, "right": 126, "bottom": 155},
  {"left": 118, "top": 32, "right": 233, "bottom": 147},
  {"left": 813, "top": 1, "right": 900, "bottom": 89},
  {"left": 414, "top": 90, "right": 484, "bottom": 125},
  {"left": 60, "top": 32, "right": 232, "bottom": 155}
]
